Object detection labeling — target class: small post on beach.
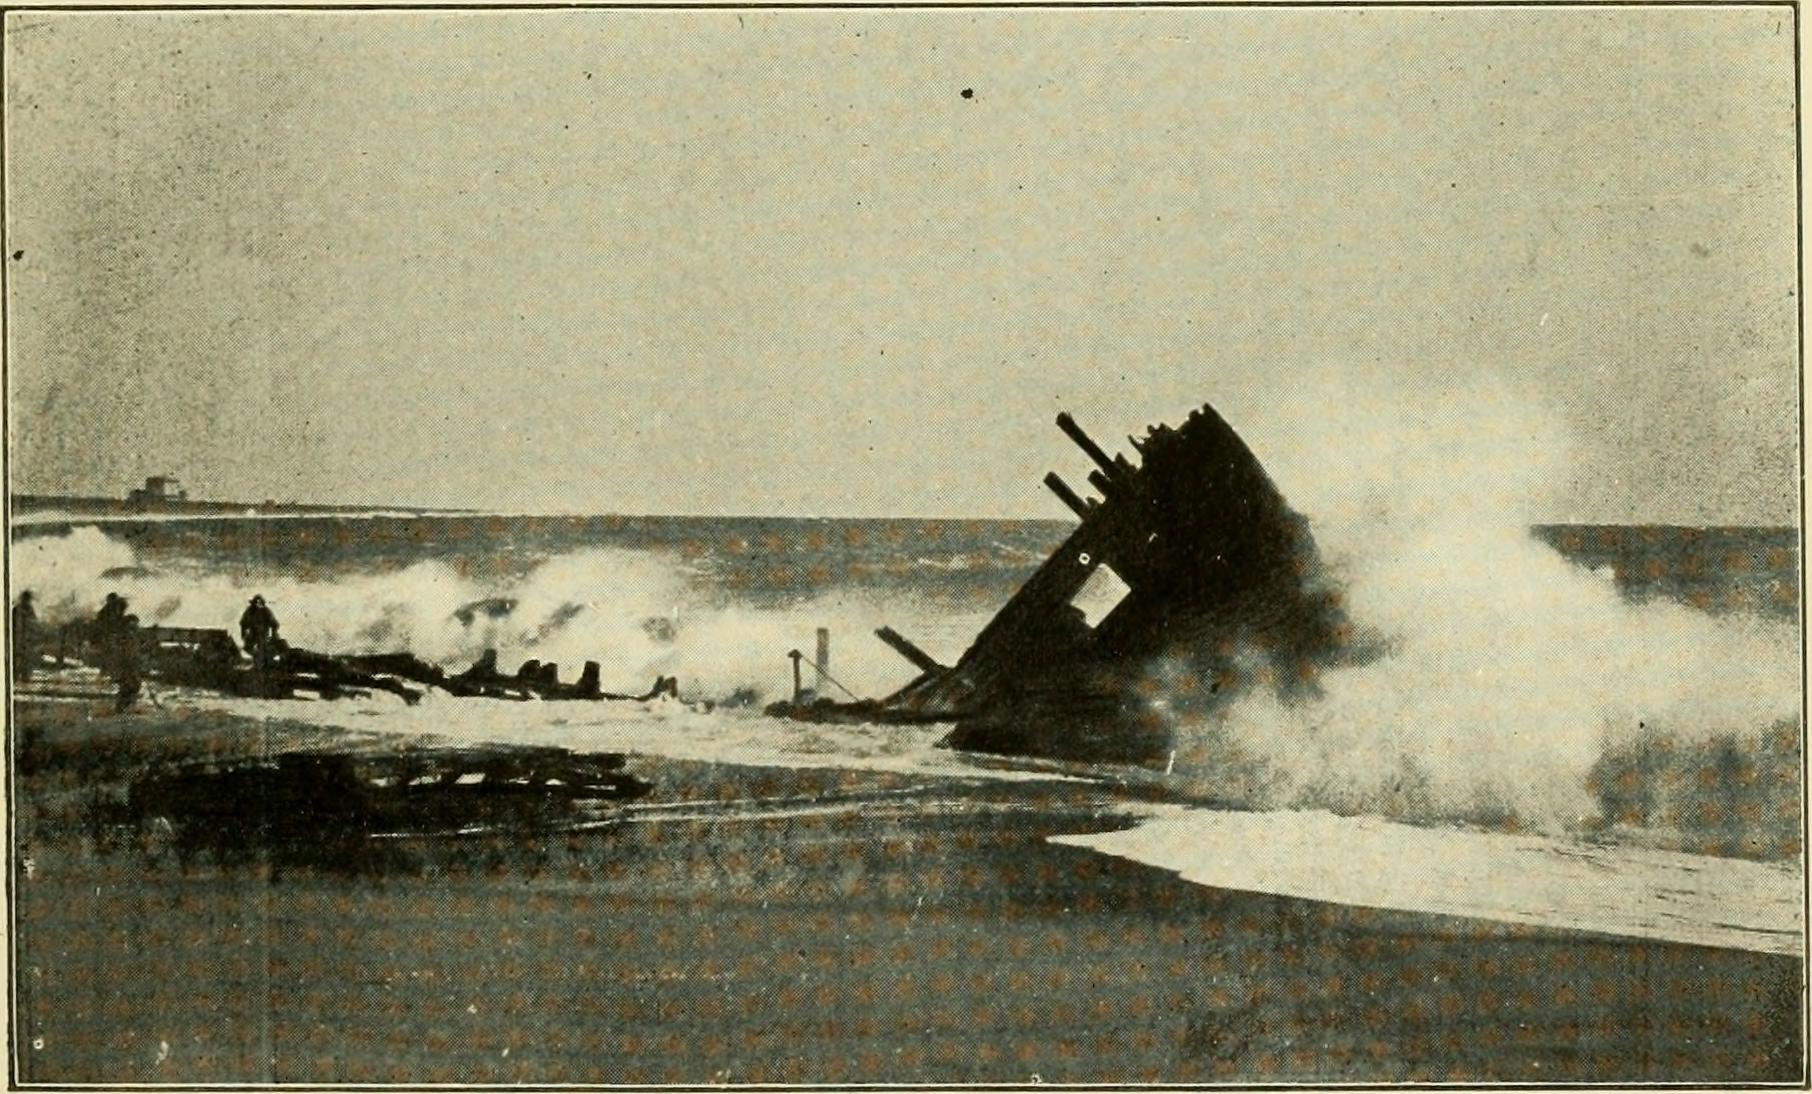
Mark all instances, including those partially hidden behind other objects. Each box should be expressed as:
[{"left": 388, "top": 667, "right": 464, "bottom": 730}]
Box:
[
  {"left": 787, "top": 649, "right": 805, "bottom": 703},
  {"left": 815, "top": 628, "right": 831, "bottom": 691}
]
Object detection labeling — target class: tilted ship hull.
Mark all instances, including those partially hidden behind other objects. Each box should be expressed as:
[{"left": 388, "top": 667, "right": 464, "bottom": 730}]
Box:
[{"left": 773, "top": 404, "right": 1351, "bottom": 765}]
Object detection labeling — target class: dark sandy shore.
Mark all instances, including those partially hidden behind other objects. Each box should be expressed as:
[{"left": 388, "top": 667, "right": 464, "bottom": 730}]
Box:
[{"left": 10, "top": 698, "right": 1804, "bottom": 1084}]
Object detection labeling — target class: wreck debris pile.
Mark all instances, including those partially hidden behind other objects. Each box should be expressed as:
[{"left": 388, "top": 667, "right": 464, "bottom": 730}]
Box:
[
  {"left": 440, "top": 648, "right": 679, "bottom": 702},
  {"left": 770, "top": 404, "right": 1351, "bottom": 765},
  {"left": 117, "top": 746, "right": 654, "bottom": 872},
  {"left": 18, "top": 598, "right": 680, "bottom": 709}
]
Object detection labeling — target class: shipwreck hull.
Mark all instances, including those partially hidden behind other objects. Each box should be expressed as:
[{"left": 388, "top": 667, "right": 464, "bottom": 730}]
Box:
[{"left": 776, "top": 403, "right": 1348, "bottom": 765}]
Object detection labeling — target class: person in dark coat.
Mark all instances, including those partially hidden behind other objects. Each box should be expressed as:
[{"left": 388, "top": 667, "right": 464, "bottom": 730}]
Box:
[
  {"left": 107, "top": 614, "right": 142, "bottom": 713},
  {"left": 11, "top": 590, "right": 38, "bottom": 682},
  {"left": 95, "top": 592, "right": 128, "bottom": 633},
  {"left": 239, "top": 595, "right": 280, "bottom": 668},
  {"left": 90, "top": 592, "right": 131, "bottom": 673}
]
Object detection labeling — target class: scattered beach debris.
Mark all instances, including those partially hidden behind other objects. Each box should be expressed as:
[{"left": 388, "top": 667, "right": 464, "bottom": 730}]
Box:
[{"left": 15, "top": 594, "right": 679, "bottom": 708}]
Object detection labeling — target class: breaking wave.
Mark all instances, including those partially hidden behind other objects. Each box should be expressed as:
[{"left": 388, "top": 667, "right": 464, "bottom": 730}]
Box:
[
  {"left": 11, "top": 525, "right": 986, "bottom": 705},
  {"left": 1152, "top": 367, "right": 1800, "bottom": 849}
]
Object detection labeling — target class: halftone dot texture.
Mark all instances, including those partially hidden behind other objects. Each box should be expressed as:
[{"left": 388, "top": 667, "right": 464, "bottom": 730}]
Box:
[
  {"left": 13, "top": 768, "right": 1804, "bottom": 1084},
  {"left": 11, "top": 507, "right": 1804, "bottom": 1084},
  {"left": 6, "top": 5, "right": 1800, "bottom": 1078}
]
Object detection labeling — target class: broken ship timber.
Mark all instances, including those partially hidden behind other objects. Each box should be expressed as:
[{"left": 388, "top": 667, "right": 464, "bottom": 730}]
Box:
[
  {"left": 769, "top": 404, "right": 1350, "bottom": 765},
  {"left": 45, "top": 625, "right": 676, "bottom": 706}
]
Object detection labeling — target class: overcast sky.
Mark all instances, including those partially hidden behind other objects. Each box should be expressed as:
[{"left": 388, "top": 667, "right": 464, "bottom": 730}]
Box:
[{"left": 3, "top": 7, "right": 1798, "bottom": 520}]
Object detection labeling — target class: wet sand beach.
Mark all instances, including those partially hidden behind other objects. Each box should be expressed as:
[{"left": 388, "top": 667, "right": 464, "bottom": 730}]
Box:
[{"left": 11, "top": 698, "right": 1804, "bottom": 1084}]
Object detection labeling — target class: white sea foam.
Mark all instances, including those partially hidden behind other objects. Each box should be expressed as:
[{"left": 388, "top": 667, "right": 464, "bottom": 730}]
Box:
[
  {"left": 11, "top": 508, "right": 465, "bottom": 526},
  {"left": 164, "top": 689, "right": 1062, "bottom": 785},
  {"left": 10, "top": 526, "right": 990, "bottom": 704},
  {"left": 1154, "top": 367, "right": 1801, "bottom": 831},
  {"left": 1052, "top": 805, "right": 1803, "bottom": 956}
]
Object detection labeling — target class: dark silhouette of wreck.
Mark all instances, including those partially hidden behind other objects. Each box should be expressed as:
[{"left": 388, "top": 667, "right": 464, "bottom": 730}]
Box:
[{"left": 771, "top": 404, "right": 1351, "bottom": 764}]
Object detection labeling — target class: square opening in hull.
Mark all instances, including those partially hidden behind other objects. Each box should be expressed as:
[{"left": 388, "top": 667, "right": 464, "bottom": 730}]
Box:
[{"left": 1070, "top": 562, "right": 1132, "bottom": 628}]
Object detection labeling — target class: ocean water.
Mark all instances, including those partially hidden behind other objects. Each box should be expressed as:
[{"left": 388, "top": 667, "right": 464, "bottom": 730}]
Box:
[{"left": 9, "top": 513, "right": 1804, "bottom": 860}]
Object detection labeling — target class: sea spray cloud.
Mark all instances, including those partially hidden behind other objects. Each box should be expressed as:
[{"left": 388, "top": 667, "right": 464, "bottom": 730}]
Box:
[
  {"left": 401, "top": 547, "right": 990, "bottom": 701},
  {"left": 10, "top": 526, "right": 140, "bottom": 622},
  {"left": 13, "top": 533, "right": 487, "bottom": 659},
  {"left": 1166, "top": 366, "right": 1800, "bottom": 831}
]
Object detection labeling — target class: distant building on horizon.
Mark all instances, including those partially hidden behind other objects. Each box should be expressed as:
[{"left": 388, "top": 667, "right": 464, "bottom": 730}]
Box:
[{"left": 126, "top": 475, "right": 187, "bottom": 508}]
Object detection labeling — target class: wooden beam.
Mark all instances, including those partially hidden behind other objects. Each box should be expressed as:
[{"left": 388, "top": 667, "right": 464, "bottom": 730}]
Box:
[{"left": 873, "top": 626, "right": 946, "bottom": 674}]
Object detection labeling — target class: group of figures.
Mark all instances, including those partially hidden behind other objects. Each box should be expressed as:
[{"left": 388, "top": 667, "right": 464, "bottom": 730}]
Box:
[
  {"left": 10, "top": 587, "right": 683, "bottom": 708},
  {"left": 10, "top": 589, "right": 283, "bottom": 711}
]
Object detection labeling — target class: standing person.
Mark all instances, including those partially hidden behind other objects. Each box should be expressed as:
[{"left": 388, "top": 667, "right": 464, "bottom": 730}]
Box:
[
  {"left": 91, "top": 592, "right": 129, "bottom": 668},
  {"left": 94, "top": 592, "right": 128, "bottom": 633},
  {"left": 107, "top": 614, "right": 142, "bottom": 713},
  {"left": 11, "top": 590, "right": 38, "bottom": 682},
  {"left": 239, "top": 595, "right": 280, "bottom": 668}
]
